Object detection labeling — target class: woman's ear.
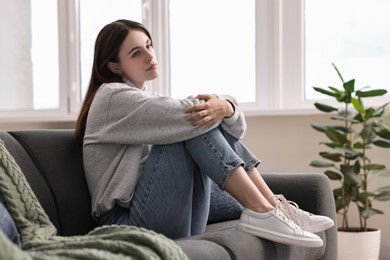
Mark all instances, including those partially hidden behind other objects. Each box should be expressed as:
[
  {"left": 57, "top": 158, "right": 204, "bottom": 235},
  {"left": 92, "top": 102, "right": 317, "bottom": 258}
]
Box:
[{"left": 107, "top": 62, "right": 122, "bottom": 75}]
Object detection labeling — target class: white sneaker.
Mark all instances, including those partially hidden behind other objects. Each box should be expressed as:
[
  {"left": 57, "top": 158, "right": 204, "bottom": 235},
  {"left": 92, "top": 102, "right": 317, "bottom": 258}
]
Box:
[
  {"left": 274, "top": 194, "right": 334, "bottom": 233},
  {"left": 236, "top": 208, "right": 323, "bottom": 248}
]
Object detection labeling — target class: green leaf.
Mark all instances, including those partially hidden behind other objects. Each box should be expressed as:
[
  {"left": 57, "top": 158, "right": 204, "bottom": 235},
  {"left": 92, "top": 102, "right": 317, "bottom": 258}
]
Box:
[
  {"left": 364, "top": 107, "right": 375, "bottom": 120},
  {"left": 344, "top": 79, "right": 355, "bottom": 94},
  {"left": 334, "top": 146, "right": 357, "bottom": 154},
  {"left": 332, "top": 63, "right": 345, "bottom": 83},
  {"left": 346, "top": 184, "right": 360, "bottom": 200},
  {"left": 372, "top": 169, "right": 390, "bottom": 177},
  {"left": 312, "top": 124, "right": 351, "bottom": 133},
  {"left": 310, "top": 160, "right": 335, "bottom": 168},
  {"left": 312, "top": 87, "right": 339, "bottom": 98},
  {"left": 352, "top": 97, "right": 365, "bottom": 117},
  {"left": 371, "top": 106, "right": 386, "bottom": 118},
  {"left": 319, "top": 152, "right": 342, "bottom": 162},
  {"left": 359, "top": 207, "right": 383, "bottom": 219},
  {"left": 325, "top": 128, "right": 349, "bottom": 144},
  {"left": 332, "top": 126, "right": 352, "bottom": 133},
  {"left": 323, "top": 142, "right": 341, "bottom": 149},
  {"left": 374, "top": 128, "right": 390, "bottom": 140},
  {"left": 378, "top": 103, "right": 390, "bottom": 110},
  {"left": 341, "top": 165, "right": 363, "bottom": 187},
  {"left": 353, "top": 142, "right": 365, "bottom": 149},
  {"left": 331, "top": 115, "right": 359, "bottom": 123},
  {"left": 375, "top": 186, "right": 390, "bottom": 201},
  {"left": 344, "top": 152, "right": 360, "bottom": 160},
  {"left": 314, "top": 102, "right": 338, "bottom": 112},
  {"left": 334, "top": 196, "right": 347, "bottom": 212},
  {"left": 357, "top": 192, "right": 376, "bottom": 204},
  {"left": 329, "top": 86, "right": 342, "bottom": 94},
  {"left": 333, "top": 187, "right": 342, "bottom": 197},
  {"left": 373, "top": 139, "right": 390, "bottom": 148},
  {"left": 361, "top": 125, "right": 376, "bottom": 144},
  {"left": 324, "top": 170, "right": 342, "bottom": 180},
  {"left": 356, "top": 89, "right": 388, "bottom": 97},
  {"left": 311, "top": 124, "right": 326, "bottom": 132},
  {"left": 353, "top": 160, "right": 361, "bottom": 173},
  {"left": 363, "top": 164, "right": 385, "bottom": 171},
  {"left": 338, "top": 93, "right": 352, "bottom": 103}
]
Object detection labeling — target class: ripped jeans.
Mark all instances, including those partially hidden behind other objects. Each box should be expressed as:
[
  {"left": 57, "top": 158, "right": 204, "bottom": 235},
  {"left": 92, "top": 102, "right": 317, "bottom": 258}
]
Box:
[{"left": 103, "top": 127, "right": 260, "bottom": 239}]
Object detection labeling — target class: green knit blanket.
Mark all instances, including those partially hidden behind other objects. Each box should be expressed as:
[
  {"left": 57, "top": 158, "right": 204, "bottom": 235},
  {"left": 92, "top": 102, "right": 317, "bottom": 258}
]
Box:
[{"left": 0, "top": 139, "right": 189, "bottom": 260}]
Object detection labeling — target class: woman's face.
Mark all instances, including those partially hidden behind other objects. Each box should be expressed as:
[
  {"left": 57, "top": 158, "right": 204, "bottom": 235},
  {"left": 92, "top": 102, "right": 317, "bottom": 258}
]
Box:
[{"left": 109, "top": 29, "right": 158, "bottom": 90}]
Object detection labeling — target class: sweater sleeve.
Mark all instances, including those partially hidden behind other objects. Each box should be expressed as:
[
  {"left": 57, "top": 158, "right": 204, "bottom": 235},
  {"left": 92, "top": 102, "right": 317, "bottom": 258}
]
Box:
[
  {"left": 220, "top": 104, "right": 247, "bottom": 139},
  {"left": 85, "top": 84, "right": 222, "bottom": 145},
  {"left": 214, "top": 94, "right": 247, "bottom": 139}
]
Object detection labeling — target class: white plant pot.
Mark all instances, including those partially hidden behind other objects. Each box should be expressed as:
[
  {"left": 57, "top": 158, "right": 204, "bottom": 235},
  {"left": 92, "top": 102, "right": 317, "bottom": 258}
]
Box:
[{"left": 338, "top": 228, "right": 381, "bottom": 260}]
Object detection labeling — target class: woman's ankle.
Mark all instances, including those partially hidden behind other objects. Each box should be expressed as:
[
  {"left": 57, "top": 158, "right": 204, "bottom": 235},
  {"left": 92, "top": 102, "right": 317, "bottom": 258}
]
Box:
[{"left": 246, "top": 205, "right": 274, "bottom": 214}]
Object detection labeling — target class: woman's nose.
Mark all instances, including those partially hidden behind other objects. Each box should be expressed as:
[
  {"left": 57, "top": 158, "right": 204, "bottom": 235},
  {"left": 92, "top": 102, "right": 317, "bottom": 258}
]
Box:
[{"left": 145, "top": 52, "right": 153, "bottom": 63}]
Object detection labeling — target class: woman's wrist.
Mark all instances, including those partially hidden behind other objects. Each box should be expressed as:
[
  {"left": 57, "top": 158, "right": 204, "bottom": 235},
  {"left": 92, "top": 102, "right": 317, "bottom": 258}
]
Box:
[{"left": 224, "top": 99, "right": 235, "bottom": 118}]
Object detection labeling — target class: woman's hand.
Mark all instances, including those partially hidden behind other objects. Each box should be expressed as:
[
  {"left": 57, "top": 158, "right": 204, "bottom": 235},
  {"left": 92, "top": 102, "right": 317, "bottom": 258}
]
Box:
[{"left": 185, "top": 94, "right": 235, "bottom": 127}]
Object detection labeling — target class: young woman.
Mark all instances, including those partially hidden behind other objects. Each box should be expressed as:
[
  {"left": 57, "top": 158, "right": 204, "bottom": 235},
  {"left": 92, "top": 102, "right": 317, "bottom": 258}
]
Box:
[{"left": 75, "top": 19, "right": 333, "bottom": 247}]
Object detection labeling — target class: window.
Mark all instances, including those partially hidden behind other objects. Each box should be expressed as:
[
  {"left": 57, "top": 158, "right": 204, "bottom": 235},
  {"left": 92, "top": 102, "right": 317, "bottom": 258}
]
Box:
[
  {"left": 169, "top": 0, "right": 256, "bottom": 103},
  {"left": 2, "top": 0, "right": 389, "bottom": 121},
  {"left": 79, "top": 0, "right": 142, "bottom": 98},
  {"left": 0, "top": 0, "right": 142, "bottom": 120},
  {"left": 261, "top": 0, "right": 390, "bottom": 111},
  {"left": 305, "top": 0, "right": 390, "bottom": 100},
  {"left": 0, "top": 0, "right": 59, "bottom": 111}
]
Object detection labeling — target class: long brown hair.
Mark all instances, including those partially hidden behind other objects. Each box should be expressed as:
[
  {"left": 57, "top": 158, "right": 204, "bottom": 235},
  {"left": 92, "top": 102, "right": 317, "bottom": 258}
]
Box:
[{"left": 75, "top": 19, "right": 152, "bottom": 145}]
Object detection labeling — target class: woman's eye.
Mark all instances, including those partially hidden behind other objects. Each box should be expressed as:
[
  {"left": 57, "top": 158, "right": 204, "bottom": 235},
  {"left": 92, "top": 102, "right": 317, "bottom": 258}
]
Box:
[
  {"left": 146, "top": 44, "right": 153, "bottom": 49},
  {"left": 132, "top": 51, "right": 140, "bottom": 57}
]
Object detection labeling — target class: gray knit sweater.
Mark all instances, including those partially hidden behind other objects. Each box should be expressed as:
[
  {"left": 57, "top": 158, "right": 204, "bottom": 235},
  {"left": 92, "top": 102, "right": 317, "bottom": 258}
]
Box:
[{"left": 83, "top": 81, "right": 247, "bottom": 222}]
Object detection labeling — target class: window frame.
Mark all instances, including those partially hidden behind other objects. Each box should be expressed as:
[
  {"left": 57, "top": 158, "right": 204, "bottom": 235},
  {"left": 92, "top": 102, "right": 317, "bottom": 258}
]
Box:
[
  {"left": 1, "top": 0, "right": 389, "bottom": 123},
  {"left": 278, "top": 0, "right": 390, "bottom": 113},
  {"left": 0, "top": 0, "right": 79, "bottom": 122}
]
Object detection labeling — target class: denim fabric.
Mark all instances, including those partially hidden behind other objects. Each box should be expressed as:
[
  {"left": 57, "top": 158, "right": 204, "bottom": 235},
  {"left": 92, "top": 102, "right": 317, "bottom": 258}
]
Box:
[
  {"left": 104, "top": 127, "right": 260, "bottom": 239},
  {"left": 0, "top": 202, "right": 20, "bottom": 246},
  {"left": 207, "top": 181, "right": 244, "bottom": 224}
]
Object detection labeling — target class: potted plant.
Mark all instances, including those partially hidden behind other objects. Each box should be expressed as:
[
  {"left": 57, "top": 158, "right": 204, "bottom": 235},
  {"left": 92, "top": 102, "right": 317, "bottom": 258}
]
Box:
[{"left": 310, "top": 64, "right": 390, "bottom": 260}]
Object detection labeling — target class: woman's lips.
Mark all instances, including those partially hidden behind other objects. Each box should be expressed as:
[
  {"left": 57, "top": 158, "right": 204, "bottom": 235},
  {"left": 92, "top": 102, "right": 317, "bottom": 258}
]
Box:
[{"left": 147, "top": 64, "right": 158, "bottom": 71}]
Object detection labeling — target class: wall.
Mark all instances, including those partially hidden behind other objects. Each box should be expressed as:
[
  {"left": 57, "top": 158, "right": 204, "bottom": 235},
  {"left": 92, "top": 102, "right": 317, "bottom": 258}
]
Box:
[
  {"left": 2, "top": 114, "right": 390, "bottom": 258},
  {"left": 245, "top": 115, "right": 390, "bottom": 259}
]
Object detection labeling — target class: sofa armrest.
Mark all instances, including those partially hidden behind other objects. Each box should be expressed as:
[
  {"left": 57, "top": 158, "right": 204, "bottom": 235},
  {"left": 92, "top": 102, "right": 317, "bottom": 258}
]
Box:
[
  {"left": 262, "top": 173, "right": 336, "bottom": 221},
  {"left": 207, "top": 172, "right": 337, "bottom": 259},
  {"left": 262, "top": 172, "right": 337, "bottom": 260}
]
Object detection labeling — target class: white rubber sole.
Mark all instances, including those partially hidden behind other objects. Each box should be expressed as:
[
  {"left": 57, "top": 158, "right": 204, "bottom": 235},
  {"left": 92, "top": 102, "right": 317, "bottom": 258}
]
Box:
[
  {"left": 236, "top": 222, "right": 324, "bottom": 248},
  {"left": 301, "top": 219, "right": 335, "bottom": 233}
]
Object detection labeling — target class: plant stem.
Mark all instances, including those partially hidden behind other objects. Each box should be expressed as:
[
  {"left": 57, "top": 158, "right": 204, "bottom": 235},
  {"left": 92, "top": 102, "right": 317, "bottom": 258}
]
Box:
[
  {"left": 361, "top": 120, "right": 368, "bottom": 231},
  {"left": 342, "top": 102, "right": 350, "bottom": 230}
]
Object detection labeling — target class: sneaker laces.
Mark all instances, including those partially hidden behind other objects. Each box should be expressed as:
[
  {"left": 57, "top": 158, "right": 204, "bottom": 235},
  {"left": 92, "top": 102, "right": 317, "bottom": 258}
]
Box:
[
  {"left": 274, "top": 202, "right": 302, "bottom": 231},
  {"left": 275, "top": 194, "right": 311, "bottom": 224}
]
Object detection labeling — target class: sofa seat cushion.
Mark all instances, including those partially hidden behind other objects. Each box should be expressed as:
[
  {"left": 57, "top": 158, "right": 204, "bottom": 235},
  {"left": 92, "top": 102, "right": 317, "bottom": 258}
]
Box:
[
  {"left": 202, "top": 220, "right": 326, "bottom": 260},
  {"left": 175, "top": 239, "right": 231, "bottom": 260}
]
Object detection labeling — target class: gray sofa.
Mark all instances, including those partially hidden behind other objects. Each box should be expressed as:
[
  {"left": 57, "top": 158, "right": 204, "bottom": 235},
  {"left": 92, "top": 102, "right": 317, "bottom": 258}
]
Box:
[{"left": 0, "top": 129, "right": 337, "bottom": 259}]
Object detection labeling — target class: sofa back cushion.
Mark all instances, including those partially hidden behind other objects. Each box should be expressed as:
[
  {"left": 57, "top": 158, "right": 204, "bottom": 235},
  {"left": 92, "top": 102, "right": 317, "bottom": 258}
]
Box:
[{"left": 0, "top": 130, "right": 97, "bottom": 236}]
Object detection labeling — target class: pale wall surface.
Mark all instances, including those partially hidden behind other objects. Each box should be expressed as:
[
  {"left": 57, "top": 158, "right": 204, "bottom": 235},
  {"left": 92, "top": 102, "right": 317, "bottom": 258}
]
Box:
[
  {"left": 244, "top": 115, "right": 390, "bottom": 260},
  {"left": 2, "top": 114, "right": 390, "bottom": 258}
]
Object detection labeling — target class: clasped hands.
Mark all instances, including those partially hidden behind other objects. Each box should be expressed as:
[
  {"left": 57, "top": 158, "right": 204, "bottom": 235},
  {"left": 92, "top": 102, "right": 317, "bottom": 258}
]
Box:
[{"left": 185, "top": 94, "right": 236, "bottom": 128}]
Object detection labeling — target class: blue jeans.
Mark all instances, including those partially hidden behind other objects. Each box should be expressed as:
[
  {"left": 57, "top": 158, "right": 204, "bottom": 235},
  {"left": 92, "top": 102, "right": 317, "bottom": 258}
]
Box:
[
  {"left": 0, "top": 202, "right": 20, "bottom": 246},
  {"left": 104, "top": 127, "right": 260, "bottom": 239}
]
